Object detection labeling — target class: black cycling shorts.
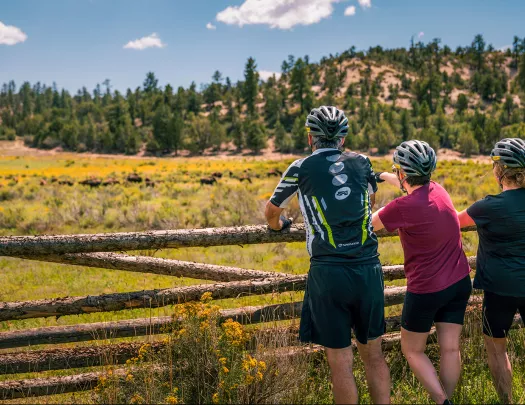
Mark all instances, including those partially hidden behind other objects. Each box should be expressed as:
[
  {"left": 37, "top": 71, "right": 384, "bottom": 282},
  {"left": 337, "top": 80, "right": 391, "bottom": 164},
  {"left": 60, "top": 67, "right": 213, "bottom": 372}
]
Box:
[
  {"left": 483, "top": 291, "right": 525, "bottom": 338},
  {"left": 402, "top": 275, "right": 472, "bottom": 333},
  {"left": 299, "top": 261, "right": 385, "bottom": 348}
]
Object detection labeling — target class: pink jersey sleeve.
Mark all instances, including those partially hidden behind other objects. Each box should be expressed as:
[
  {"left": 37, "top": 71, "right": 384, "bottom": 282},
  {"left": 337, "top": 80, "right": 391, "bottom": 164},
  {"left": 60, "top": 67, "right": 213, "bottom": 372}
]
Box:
[{"left": 378, "top": 199, "right": 406, "bottom": 232}]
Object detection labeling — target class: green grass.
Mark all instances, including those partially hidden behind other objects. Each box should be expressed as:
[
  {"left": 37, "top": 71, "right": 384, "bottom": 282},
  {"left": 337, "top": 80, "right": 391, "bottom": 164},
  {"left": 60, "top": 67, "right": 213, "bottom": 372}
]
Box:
[{"left": 1, "top": 153, "right": 520, "bottom": 404}]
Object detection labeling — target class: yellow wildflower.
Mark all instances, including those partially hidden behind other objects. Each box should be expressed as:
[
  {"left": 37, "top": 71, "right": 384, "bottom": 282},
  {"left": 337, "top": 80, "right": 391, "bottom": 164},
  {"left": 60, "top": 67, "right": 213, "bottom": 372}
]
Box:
[
  {"left": 126, "top": 373, "right": 134, "bottom": 382},
  {"left": 256, "top": 371, "right": 263, "bottom": 381},
  {"left": 138, "top": 343, "right": 151, "bottom": 357},
  {"left": 130, "top": 393, "right": 144, "bottom": 404},
  {"left": 212, "top": 393, "right": 220, "bottom": 404},
  {"left": 201, "top": 291, "right": 213, "bottom": 303},
  {"left": 222, "top": 366, "right": 230, "bottom": 374},
  {"left": 222, "top": 319, "right": 247, "bottom": 346},
  {"left": 219, "top": 357, "right": 227, "bottom": 365},
  {"left": 258, "top": 360, "right": 267, "bottom": 371},
  {"left": 166, "top": 395, "right": 178, "bottom": 405}
]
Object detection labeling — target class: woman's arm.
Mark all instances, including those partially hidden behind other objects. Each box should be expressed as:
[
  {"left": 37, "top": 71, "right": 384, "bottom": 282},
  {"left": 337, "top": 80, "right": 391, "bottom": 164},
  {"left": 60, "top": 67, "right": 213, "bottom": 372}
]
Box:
[
  {"left": 379, "top": 172, "right": 400, "bottom": 188},
  {"left": 372, "top": 208, "right": 386, "bottom": 232},
  {"left": 457, "top": 209, "right": 476, "bottom": 228}
]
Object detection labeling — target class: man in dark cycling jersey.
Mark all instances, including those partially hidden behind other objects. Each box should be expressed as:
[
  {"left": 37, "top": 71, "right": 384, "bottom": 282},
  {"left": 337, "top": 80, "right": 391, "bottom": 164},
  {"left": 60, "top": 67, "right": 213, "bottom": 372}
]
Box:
[{"left": 265, "top": 106, "right": 390, "bottom": 405}]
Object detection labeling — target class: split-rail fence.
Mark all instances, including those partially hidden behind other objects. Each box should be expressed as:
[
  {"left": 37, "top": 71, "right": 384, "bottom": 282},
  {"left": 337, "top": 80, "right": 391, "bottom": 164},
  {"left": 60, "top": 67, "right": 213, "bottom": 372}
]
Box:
[{"left": 0, "top": 224, "right": 520, "bottom": 399}]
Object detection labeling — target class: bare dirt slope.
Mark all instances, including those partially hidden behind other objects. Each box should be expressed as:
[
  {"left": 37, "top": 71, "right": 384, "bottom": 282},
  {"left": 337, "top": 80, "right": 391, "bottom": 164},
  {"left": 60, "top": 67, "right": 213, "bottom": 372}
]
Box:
[{"left": 0, "top": 140, "right": 491, "bottom": 163}]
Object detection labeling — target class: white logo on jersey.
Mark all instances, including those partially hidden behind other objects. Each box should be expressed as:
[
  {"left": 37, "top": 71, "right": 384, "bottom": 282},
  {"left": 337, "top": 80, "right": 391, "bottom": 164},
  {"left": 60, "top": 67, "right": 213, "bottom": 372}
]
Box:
[
  {"left": 332, "top": 174, "right": 348, "bottom": 186},
  {"left": 326, "top": 154, "right": 341, "bottom": 162},
  {"left": 335, "top": 187, "right": 351, "bottom": 200},
  {"left": 329, "top": 162, "right": 344, "bottom": 174}
]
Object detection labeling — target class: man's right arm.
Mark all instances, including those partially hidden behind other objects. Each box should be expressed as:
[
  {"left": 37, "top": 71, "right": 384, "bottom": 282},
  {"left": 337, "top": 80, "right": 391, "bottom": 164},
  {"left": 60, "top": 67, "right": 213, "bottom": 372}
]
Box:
[{"left": 265, "top": 161, "right": 301, "bottom": 229}]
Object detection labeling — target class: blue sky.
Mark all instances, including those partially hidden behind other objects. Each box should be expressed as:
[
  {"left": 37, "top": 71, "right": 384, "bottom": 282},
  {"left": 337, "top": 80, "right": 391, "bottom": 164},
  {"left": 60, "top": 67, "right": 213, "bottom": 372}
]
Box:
[{"left": 1, "top": 0, "right": 524, "bottom": 93}]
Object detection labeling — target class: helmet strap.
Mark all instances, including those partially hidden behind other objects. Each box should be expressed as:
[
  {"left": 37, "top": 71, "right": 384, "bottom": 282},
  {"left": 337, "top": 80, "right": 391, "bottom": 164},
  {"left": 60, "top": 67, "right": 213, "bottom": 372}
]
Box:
[
  {"left": 397, "top": 171, "right": 408, "bottom": 194},
  {"left": 498, "top": 168, "right": 511, "bottom": 190}
]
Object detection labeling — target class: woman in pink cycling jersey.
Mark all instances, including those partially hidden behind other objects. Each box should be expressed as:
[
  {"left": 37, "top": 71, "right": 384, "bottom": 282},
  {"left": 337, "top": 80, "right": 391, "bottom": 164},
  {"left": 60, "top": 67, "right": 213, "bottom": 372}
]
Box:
[{"left": 372, "top": 140, "right": 471, "bottom": 405}]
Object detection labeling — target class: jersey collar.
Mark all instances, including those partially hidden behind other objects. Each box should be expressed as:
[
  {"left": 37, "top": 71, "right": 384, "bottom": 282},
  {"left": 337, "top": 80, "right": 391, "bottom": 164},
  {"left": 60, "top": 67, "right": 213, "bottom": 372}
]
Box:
[{"left": 311, "top": 148, "right": 340, "bottom": 156}]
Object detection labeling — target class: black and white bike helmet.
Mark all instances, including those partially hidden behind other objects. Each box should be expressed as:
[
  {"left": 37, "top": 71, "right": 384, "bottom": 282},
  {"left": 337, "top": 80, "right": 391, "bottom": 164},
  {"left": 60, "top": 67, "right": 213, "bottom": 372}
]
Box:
[
  {"left": 393, "top": 140, "right": 437, "bottom": 177},
  {"left": 491, "top": 138, "right": 525, "bottom": 168},
  {"left": 305, "top": 106, "right": 349, "bottom": 140}
]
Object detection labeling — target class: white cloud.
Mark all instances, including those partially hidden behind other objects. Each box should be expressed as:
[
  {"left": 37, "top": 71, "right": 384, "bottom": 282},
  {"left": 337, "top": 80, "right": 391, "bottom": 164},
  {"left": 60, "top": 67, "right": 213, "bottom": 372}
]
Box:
[
  {"left": 344, "top": 6, "right": 356, "bottom": 16},
  {"left": 123, "top": 33, "right": 165, "bottom": 50},
  {"left": 259, "top": 71, "right": 282, "bottom": 81},
  {"left": 206, "top": 22, "right": 217, "bottom": 30},
  {"left": 0, "top": 21, "right": 27, "bottom": 45},
  {"left": 358, "top": 0, "right": 371, "bottom": 9},
  {"left": 216, "top": 0, "right": 344, "bottom": 30},
  {"left": 418, "top": 31, "right": 425, "bottom": 39}
]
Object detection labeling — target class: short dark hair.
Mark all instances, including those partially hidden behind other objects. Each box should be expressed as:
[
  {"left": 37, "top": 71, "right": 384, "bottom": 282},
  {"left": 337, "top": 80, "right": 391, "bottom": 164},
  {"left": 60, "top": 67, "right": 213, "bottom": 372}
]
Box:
[
  {"left": 311, "top": 136, "right": 343, "bottom": 150},
  {"left": 405, "top": 175, "right": 431, "bottom": 187}
]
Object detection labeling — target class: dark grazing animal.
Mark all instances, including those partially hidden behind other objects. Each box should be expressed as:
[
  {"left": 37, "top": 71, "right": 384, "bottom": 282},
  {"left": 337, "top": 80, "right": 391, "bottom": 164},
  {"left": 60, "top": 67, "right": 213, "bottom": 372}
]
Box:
[
  {"left": 267, "top": 169, "right": 283, "bottom": 177},
  {"left": 79, "top": 178, "right": 102, "bottom": 187},
  {"left": 200, "top": 177, "right": 217, "bottom": 185},
  {"left": 127, "top": 173, "right": 143, "bottom": 183}
]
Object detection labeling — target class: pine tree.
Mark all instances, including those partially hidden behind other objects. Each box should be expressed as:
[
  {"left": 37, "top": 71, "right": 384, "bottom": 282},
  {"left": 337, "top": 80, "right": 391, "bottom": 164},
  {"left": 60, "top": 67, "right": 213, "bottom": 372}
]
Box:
[
  {"left": 143, "top": 72, "right": 159, "bottom": 94},
  {"left": 230, "top": 115, "right": 244, "bottom": 151},
  {"left": 456, "top": 94, "right": 469, "bottom": 115},
  {"left": 371, "top": 120, "right": 395, "bottom": 154},
  {"left": 292, "top": 116, "right": 307, "bottom": 151},
  {"left": 290, "top": 58, "right": 313, "bottom": 114},
  {"left": 471, "top": 34, "right": 486, "bottom": 71},
  {"left": 274, "top": 119, "right": 293, "bottom": 153},
  {"left": 243, "top": 57, "right": 259, "bottom": 117},
  {"left": 209, "top": 109, "right": 226, "bottom": 151},
  {"left": 419, "top": 101, "right": 431, "bottom": 129},
  {"left": 518, "top": 53, "right": 525, "bottom": 93},
  {"left": 153, "top": 104, "right": 172, "bottom": 151},
  {"left": 458, "top": 130, "right": 479, "bottom": 157},
  {"left": 168, "top": 112, "right": 184, "bottom": 155},
  {"left": 245, "top": 119, "right": 266, "bottom": 153},
  {"left": 187, "top": 82, "right": 202, "bottom": 115},
  {"left": 184, "top": 113, "right": 212, "bottom": 154}
]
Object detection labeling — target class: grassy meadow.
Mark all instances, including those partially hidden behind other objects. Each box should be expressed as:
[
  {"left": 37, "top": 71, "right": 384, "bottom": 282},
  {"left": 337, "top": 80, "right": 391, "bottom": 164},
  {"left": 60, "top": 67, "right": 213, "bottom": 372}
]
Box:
[{"left": 0, "top": 145, "right": 523, "bottom": 404}]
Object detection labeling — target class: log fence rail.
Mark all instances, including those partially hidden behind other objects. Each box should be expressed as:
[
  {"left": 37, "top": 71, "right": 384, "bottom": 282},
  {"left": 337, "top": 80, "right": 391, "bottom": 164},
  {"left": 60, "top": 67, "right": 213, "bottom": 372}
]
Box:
[{"left": 0, "top": 224, "right": 483, "bottom": 399}]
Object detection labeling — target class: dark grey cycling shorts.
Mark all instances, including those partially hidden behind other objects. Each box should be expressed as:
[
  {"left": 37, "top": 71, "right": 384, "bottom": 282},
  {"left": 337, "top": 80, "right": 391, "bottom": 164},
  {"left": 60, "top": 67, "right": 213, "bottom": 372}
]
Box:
[{"left": 299, "top": 261, "right": 386, "bottom": 348}]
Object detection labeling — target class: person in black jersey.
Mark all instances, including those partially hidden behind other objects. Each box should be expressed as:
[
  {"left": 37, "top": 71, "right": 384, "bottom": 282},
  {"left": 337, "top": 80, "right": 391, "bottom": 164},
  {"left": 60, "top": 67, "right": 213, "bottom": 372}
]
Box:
[
  {"left": 265, "top": 106, "right": 390, "bottom": 405},
  {"left": 457, "top": 138, "right": 525, "bottom": 403}
]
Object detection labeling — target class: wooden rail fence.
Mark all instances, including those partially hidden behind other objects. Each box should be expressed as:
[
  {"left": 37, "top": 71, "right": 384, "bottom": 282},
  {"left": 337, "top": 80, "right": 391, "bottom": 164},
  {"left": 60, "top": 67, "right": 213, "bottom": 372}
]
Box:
[{"left": 0, "top": 224, "right": 494, "bottom": 399}]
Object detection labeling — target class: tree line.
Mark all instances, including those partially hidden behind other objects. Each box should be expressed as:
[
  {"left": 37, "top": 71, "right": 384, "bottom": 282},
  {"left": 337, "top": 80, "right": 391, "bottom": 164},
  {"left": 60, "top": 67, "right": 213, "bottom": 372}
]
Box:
[{"left": 1, "top": 34, "right": 525, "bottom": 157}]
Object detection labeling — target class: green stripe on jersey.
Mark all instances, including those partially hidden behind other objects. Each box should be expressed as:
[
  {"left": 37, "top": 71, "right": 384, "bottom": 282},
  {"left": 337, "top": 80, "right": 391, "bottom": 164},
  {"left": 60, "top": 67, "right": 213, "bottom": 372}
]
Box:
[
  {"left": 283, "top": 177, "right": 298, "bottom": 182},
  {"left": 362, "top": 190, "right": 369, "bottom": 245},
  {"left": 312, "top": 196, "right": 336, "bottom": 248}
]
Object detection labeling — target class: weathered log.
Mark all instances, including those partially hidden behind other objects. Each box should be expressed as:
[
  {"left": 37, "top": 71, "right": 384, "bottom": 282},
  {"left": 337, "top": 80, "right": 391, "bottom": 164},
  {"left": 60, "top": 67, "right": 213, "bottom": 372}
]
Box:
[
  {"left": 2, "top": 309, "right": 516, "bottom": 399},
  {"left": 0, "top": 314, "right": 405, "bottom": 375},
  {"left": 0, "top": 301, "right": 302, "bottom": 349},
  {"left": 0, "top": 276, "right": 307, "bottom": 322},
  {"left": 21, "top": 252, "right": 284, "bottom": 282},
  {"left": 0, "top": 341, "right": 165, "bottom": 375},
  {"left": 0, "top": 330, "right": 421, "bottom": 399},
  {"left": 0, "top": 369, "right": 118, "bottom": 399},
  {"left": 0, "top": 278, "right": 411, "bottom": 323},
  {"left": 14, "top": 251, "right": 476, "bottom": 287},
  {"left": 0, "top": 225, "right": 478, "bottom": 257}
]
